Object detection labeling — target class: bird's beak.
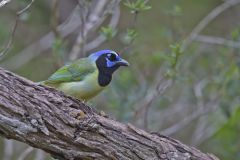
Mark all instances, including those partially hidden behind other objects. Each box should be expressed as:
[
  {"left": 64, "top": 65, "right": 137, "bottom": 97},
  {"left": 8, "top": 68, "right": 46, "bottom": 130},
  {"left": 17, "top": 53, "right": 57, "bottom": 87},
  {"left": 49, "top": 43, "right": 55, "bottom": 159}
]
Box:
[{"left": 117, "top": 58, "right": 129, "bottom": 66}]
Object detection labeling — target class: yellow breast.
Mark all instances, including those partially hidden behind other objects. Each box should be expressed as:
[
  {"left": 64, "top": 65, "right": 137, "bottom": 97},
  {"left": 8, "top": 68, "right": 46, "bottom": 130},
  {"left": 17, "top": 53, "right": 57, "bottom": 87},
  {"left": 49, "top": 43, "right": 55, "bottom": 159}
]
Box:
[{"left": 57, "top": 70, "right": 105, "bottom": 101}]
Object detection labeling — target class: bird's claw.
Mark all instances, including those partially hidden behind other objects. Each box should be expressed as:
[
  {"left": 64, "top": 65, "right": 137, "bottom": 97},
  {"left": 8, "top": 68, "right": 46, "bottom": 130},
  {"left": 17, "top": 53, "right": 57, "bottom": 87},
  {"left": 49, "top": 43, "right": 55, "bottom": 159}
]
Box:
[{"left": 70, "top": 110, "right": 86, "bottom": 120}]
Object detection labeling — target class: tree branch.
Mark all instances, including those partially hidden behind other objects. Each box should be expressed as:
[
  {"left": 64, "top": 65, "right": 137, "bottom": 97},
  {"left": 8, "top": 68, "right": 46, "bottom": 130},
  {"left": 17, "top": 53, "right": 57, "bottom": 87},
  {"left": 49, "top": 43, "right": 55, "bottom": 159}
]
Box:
[{"left": 0, "top": 68, "right": 219, "bottom": 160}]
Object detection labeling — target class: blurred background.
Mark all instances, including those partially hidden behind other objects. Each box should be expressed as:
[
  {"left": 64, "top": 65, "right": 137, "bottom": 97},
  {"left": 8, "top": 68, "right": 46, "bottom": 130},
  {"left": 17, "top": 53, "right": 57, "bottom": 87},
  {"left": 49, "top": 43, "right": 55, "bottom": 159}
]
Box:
[{"left": 0, "top": 0, "right": 239, "bottom": 159}]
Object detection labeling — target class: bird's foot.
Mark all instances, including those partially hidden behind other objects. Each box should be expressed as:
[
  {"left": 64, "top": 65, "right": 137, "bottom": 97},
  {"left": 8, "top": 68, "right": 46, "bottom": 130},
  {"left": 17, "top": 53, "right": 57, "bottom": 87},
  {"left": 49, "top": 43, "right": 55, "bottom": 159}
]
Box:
[
  {"left": 99, "top": 110, "right": 110, "bottom": 118},
  {"left": 70, "top": 110, "right": 86, "bottom": 120}
]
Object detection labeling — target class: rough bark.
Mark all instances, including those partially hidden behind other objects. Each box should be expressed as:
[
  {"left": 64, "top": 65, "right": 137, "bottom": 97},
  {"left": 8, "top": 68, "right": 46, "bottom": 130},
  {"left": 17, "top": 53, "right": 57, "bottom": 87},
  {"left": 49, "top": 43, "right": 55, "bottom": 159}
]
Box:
[{"left": 0, "top": 68, "right": 218, "bottom": 160}]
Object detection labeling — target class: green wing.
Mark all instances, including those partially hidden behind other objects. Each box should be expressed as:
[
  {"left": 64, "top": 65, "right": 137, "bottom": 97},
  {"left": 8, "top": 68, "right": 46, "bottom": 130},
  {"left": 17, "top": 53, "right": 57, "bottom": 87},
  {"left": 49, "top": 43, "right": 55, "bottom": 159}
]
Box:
[{"left": 44, "top": 58, "right": 96, "bottom": 84}]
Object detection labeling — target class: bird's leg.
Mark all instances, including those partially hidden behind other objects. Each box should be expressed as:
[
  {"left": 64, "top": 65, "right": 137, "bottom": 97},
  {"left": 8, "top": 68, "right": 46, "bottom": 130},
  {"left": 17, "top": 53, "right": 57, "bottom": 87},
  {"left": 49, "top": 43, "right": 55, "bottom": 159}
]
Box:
[
  {"left": 70, "top": 110, "right": 86, "bottom": 120},
  {"left": 99, "top": 110, "right": 108, "bottom": 117}
]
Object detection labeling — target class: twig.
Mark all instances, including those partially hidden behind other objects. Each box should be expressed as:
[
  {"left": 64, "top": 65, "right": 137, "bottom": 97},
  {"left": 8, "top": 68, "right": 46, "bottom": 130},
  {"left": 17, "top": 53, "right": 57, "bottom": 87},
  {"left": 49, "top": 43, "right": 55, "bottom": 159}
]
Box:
[
  {"left": 35, "top": 149, "right": 45, "bottom": 160},
  {"left": 159, "top": 80, "right": 217, "bottom": 137},
  {"left": 0, "top": 0, "right": 34, "bottom": 60},
  {"left": 133, "top": 67, "right": 173, "bottom": 129},
  {"left": 0, "top": 14, "right": 18, "bottom": 59},
  {"left": 160, "top": 100, "right": 218, "bottom": 136},
  {"left": 17, "top": 147, "right": 34, "bottom": 160},
  {"left": 69, "top": 0, "right": 121, "bottom": 59},
  {"left": 70, "top": 0, "right": 88, "bottom": 58},
  {"left": 191, "top": 122, "right": 217, "bottom": 146},
  {"left": 1, "top": 6, "right": 81, "bottom": 70},
  {"left": 85, "top": 2, "right": 120, "bottom": 51},
  {"left": 3, "top": 139, "right": 13, "bottom": 160},
  {"left": 190, "top": 80, "right": 209, "bottom": 145},
  {"left": 51, "top": 0, "right": 60, "bottom": 38},
  {"left": 17, "top": 0, "right": 34, "bottom": 15},
  {"left": 69, "top": 0, "right": 109, "bottom": 60},
  {"left": 119, "top": 0, "right": 142, "bottom": 54},
  {"left": 143, "top": 79, "right": 173, "bottom": 129},
  {"left": 2, "top": 0, "right": 121, "bottom": 69},
  {"left": 194, "top": 35, "right": 240, "bottom": 48},
  {"left": 0, "top": 0, "right": 10, "bottom": 8},
  {"left": 51, "top": 0, "right": 64, "bottom": 67},
  {"left": 181, "top": 0, "right": 240, "bottom": 51},
  {"left": 191, "top": 116, "right": 209, "bottom": 146}
]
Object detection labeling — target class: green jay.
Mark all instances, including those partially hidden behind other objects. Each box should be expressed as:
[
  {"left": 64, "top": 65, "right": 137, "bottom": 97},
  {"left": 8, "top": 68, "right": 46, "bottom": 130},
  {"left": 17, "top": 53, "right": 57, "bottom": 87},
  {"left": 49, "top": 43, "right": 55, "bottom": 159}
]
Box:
[{"left": 42, "top": 50, "right": 129, "bottom": 101}]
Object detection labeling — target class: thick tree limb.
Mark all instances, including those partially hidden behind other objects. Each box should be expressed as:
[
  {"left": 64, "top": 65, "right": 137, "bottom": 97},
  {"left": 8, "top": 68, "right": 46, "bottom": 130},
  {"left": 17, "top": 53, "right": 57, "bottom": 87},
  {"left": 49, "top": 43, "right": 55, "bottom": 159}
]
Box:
[{"left": 0, "top": 68, "right": 219, "bottom": 160}]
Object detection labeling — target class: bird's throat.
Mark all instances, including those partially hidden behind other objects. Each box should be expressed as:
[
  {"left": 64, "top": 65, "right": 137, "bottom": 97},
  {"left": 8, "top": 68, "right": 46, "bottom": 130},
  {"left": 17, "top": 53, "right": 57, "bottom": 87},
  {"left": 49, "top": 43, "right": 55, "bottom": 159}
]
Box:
[
  {"left": 98, "top": 71, "right": 112, "bottom": 87},
  {"left": 95, "top": 55, "right": 118, "bottom": 87}
]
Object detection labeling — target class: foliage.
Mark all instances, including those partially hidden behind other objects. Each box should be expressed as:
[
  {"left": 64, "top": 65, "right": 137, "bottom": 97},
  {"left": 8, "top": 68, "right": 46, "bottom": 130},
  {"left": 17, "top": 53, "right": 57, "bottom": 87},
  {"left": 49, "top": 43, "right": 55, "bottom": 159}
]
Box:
[
  {"left": 100, "top": 26, "right": 118, "bottom": 41},
  {"left": 165, "top": 43, "right": 182, "bottom": 78},
  {"left": 205, "top": 107, "right": 240, "bottom": 160},
  {"left": 124, "top": 0, "right": 151, "bottom": 13},
  {"left": 123, "top": 29, "right": 138, "bottom": 44}
]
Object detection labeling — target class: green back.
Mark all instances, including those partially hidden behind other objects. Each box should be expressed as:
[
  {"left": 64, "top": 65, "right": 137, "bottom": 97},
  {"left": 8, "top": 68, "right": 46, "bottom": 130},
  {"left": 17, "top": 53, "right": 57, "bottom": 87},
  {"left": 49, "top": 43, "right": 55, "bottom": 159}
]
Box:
[{"left": 44, "top": 58, "right": 96, "bottom": 84}]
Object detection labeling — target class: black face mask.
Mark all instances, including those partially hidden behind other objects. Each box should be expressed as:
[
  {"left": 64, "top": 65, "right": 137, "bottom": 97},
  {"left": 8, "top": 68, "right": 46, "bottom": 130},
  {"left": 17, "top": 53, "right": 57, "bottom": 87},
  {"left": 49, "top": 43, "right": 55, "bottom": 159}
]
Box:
[{"left": 96, "top": 55, "right": 120, "bottom": 87}]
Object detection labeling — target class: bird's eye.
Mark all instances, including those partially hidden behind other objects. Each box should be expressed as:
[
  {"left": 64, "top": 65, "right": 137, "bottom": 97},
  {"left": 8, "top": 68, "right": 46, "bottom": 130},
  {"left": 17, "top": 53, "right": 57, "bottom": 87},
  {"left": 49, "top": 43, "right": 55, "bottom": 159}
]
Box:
[{"left": 107, "top": 53, "right": 117, "bottom": 61}]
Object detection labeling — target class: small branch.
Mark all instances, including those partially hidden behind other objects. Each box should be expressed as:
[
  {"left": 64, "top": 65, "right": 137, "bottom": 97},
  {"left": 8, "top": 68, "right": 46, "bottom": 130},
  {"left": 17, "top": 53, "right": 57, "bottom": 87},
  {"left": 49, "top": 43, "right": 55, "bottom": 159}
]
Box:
[
  {"left": 120, "top": 0, "right": 141, "bottom": 54},
  {"left": 0, "top": 67, "right": 219, "bottom": 160},
  {"left": 85, "top": 2, "right": 121, "bottom": 51},
  {"left": 35, "top": 150, "right": 45, "bottom": 160},
  {"left": 17, "top": 0, "right": 34, "bottom": 15},
  {"left": 0, "top": 0, "right": 34, "bottom": 60},
  {"left": 133, "top": 69, "right": 173, "bottom": 129},
  {"left": 3, "top": 139, "right": 13, "bottom": 160},
  {"left": 194, "top": 35, "right": 240, "bottom": 48},
  {"left": 69, "top": 0, "right": 121, "bottom": 60},
  {"left": 1, "top": 6, "right": 81, "bottom": 70},
  {"left": 51, "top": 0, "right": 60, "bottom": 38},
  {"left": 69, "top": 0, "right": 108, "bottom": 60},
  {"left": 0, "top": 0, "right": 10, "bottom": 8},
  {"left": 161, "top": 99, "right": 218, "bottom": 136},
  {"left": 2, "top": 0, "right": 121, "bottom": 69},
  {"left": 0, "top": 17, "right": 18, "bottom": 59},
  {"left": 17, "top": 147, "right": 34, "bottom": 160},
  {"left": 181, "top": 0, "right": 240, "bottom": 51},
  {"left": 143, "top": 78, "right": 173, "bottom": 129},
  {"left": 69, "top": 0, "right": 88, "bottom": 58}
]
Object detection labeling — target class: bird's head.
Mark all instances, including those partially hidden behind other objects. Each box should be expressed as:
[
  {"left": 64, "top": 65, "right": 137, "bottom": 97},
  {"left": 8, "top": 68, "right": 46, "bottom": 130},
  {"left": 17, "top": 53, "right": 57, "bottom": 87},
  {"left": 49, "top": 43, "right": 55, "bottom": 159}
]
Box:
[
  {"left": 89, "top": 49, "right": 129, "bottom": 74},
  {"left": 89, "top": 50, "right": 129, "bottom": 86}
]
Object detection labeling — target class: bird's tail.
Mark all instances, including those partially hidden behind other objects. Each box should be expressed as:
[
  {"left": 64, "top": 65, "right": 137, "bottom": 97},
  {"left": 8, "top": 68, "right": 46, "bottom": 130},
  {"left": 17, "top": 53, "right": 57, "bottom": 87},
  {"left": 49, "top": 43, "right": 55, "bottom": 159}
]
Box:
[{"left": 36, "top": 81, "right": 45, "bottom": 85}]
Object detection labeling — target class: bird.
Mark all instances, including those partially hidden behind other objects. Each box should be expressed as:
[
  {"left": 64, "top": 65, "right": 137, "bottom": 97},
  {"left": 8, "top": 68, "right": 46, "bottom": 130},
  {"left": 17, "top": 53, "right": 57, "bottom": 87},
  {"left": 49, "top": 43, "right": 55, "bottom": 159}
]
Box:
[{"left": 42, "top": 50, "right": 129, "bottom": 101}]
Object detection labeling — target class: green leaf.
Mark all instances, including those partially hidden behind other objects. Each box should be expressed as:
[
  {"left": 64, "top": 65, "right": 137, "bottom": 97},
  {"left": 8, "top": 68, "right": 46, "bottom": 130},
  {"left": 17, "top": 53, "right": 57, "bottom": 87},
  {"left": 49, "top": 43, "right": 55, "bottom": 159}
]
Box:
[
  {"left": 169, "top": 43, "right": 182, "bottom": 68},
  {"left": 212, "top": 106, "right": 240, "bottom": 159},
  {"left": 124, "top": 0, "right": 152, "bottom": 13},
  {"left": 230, "top": 28, "right": 240, "bottom": 40},
  {"left": 165, "top": 5, "right": 182, "bottom": 16},
  {"left": 100, "top": 26, "right": 117, "bottom": 41},
  {"left": 125, "top": 29, "right": 138, "bottom": 44}
]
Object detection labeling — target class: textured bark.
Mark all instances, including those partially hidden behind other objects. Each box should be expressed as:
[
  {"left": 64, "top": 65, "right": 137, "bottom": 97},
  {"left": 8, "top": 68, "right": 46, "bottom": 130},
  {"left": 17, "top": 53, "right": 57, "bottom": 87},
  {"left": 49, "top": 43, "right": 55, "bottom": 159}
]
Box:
[{"left": 0, "top": 67, "right": 219, "bottom": 160}]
